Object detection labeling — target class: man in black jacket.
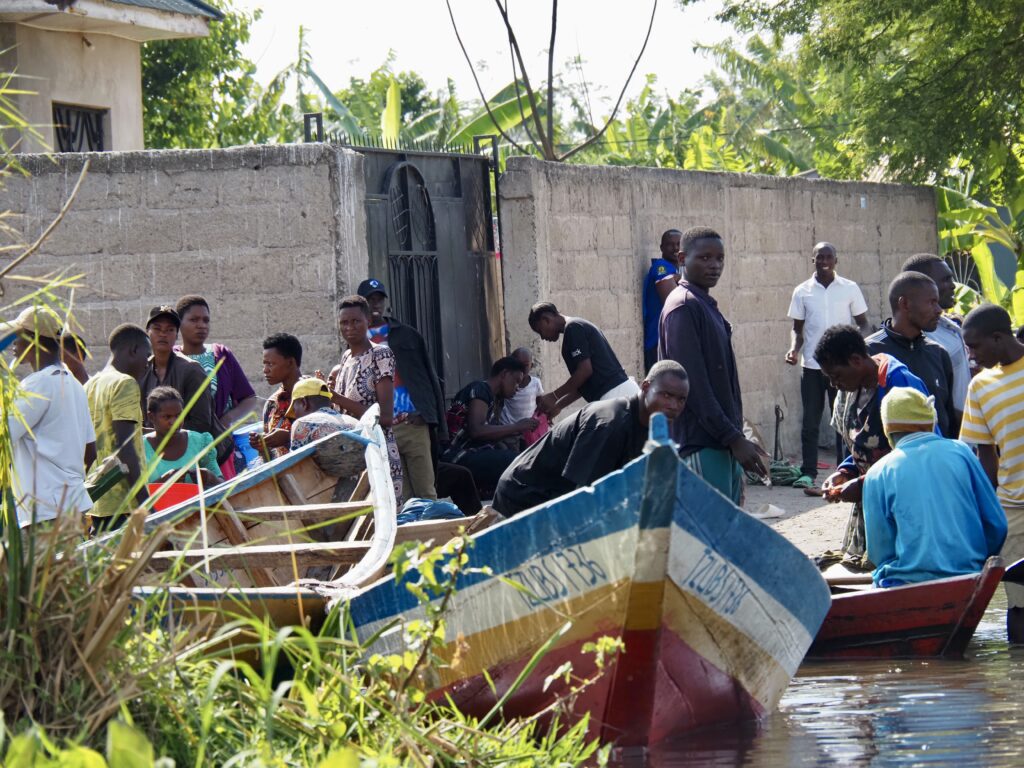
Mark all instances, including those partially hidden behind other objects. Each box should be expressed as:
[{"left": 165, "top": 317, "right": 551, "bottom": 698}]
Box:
[
  {"left": 866, "top": 272, "right": 959, "bottom": 436},
  {"left": 358, "top": 279, "right": 448, "bottom": 499}
]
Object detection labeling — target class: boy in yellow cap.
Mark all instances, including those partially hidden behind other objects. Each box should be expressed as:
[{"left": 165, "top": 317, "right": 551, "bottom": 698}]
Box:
[
  {"left": 287, "top": 377, "right": 358, "bottom": 452},
  {"left": 862, "top": 386, "right": 1006, "bottom": 587}
]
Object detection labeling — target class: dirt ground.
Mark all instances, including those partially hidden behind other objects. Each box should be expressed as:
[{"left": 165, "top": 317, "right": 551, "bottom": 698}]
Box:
[{"left": 744, "top": 483, "right": 852, "bottom": 557}]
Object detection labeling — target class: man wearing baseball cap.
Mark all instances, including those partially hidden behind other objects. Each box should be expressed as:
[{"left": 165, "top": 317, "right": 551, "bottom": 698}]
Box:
[
  {"left": 286, "top": 377, "right": 358, "bottom": 451},
  {"left": 2, "top": 305, "right": 96, "bottom": 528},
  {"left": 140, "top": 305, "right": 216, "bottom": 437},
  {"left": 862, "top": 386, "right": 1006, "bottom": 587},
  {"left": 356, "top": 278, "right": 448, "bottom": 500}
]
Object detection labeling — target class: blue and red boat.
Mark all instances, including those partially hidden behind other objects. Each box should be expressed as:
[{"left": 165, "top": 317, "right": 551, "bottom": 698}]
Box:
[{"left": 346, "top": 414, "right": 832, "bottom": 746}]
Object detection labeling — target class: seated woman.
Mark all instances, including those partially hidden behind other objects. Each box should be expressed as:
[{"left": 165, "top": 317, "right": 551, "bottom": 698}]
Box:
[
  {"left": 144, "top": 386, "right": 223, "bottom": 487},
  {"left": 864, "top": 387, "right": 1006, "bottom": 587},
  {"left": 442, "top": 356, "right": 538, "bottom": 499}
]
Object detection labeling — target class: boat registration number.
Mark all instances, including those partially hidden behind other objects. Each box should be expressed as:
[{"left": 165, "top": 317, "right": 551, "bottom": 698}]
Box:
[
  {"left": 505, "top": 545, "right": 608, "bottom": 608},
  {"left": 682, "top": 547, "right": 751, "bottom": 617}
]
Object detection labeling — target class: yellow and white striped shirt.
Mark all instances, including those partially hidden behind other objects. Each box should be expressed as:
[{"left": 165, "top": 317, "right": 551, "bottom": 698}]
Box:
[{"left": 961, "top": 356, "right": 1024, "bottom": 508}]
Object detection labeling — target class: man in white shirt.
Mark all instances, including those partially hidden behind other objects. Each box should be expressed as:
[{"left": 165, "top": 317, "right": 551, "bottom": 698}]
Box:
[
  {"left": 784, "top": 242, "right": 872, "bottom": 488},
  {"left": 2, "top": 306, "right": 96, "bottom": 528},
  {"left": 901, "top": 253, "right": 970, "bottom": 417}
]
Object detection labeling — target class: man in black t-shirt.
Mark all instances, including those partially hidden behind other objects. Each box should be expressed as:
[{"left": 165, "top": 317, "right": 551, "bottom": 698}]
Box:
[
  {"left": 529, "top": 302, "right": 638, "bottom": 418},
  {"left": 492, "top": 360, "right": 689, "bottom": 516}
]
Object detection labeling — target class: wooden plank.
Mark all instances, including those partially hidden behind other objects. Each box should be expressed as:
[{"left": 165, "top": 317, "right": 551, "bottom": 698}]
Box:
[
  {"left": 217, "top": 500, "right": 277, "bottom": 588},
  {"left": 348, "top": 470, "right": 370, "bottom": 503},
  {"left": 394, "top": 516, "right": 478, "bottom": 545},
  {"left": 279, "top": 473, "right": 310, "bottom": 506},
  {"left": 227, "top": 502, "right": 373, "bottom": 523},
  {"left": 149, "top": 541, "right": 372, "bottom": 571}
]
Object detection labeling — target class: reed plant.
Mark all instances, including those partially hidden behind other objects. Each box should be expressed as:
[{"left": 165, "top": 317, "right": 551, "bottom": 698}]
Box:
[{"left": 0, "top": 80, "right": 608, "bottom": 765}]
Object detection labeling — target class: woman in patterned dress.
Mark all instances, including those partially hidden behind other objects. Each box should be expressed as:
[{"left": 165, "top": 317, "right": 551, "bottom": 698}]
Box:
[{"left": 330, "top": 294, "right": 403, "bottom": 507}]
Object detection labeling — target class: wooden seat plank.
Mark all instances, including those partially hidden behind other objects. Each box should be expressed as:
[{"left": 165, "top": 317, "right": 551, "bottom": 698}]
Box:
[{"left": 149, "top": 541, "right": 371, "bottom": 571}]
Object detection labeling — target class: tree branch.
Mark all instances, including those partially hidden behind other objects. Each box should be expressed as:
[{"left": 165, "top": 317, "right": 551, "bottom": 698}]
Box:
[
  {"left": 492, "top": 0, "right": 555, "bottom": 158},
  {"left": 547, "top": 0, "right": 558, "bottom": 149},
  {"left": 0, "top": 159, "right": 90, "bottom": 280},
  {"left": 504, "top": 0, "right": 540, "bottom": 152},
  {"left": 559, "top": 0, "right": 658, "bottom": 161},
  {"left": 444, "top": 0, "right": 532, "bottom": 155}
]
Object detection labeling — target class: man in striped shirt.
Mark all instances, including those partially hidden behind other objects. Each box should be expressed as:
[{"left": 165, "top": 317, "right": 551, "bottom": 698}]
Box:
[{"left": 960, "top": 304, "right": 1024, "bottom": 642}]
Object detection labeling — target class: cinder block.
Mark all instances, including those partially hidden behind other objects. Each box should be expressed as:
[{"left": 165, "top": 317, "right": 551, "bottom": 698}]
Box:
[
  {"left": 119, "top": 209, "right": 183, "bottom": 254},
  {"left": 74, "top": 173, "right": 142, "bottom": 211},
  {"left": 142, "top": 169, "right": 218, "bottom": 210},
  {"left": 183, "top": 208, "right": 257, "bottom": 251}
]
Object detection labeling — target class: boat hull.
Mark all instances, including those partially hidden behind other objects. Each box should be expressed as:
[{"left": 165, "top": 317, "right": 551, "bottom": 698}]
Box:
[
  {"left": 807, "top": 557, "right": 1006, "bottom": 660},
  {"left": 346, "top": 417, "right": 831, "bottom": 746}
]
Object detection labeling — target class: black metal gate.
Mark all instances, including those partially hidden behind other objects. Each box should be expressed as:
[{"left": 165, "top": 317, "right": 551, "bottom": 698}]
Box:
[{"left": 360, "top": 146, "right": 502, "bottom": 399}]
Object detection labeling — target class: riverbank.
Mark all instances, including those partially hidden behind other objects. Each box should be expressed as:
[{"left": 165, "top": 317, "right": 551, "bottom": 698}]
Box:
[{"left": 745, "top": 484, "right": 852, "bottom": 557}]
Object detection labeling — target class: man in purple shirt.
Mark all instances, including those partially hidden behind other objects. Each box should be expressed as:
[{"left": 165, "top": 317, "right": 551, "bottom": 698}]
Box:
[{"left": 658, "top": 227, "right": 767, "bottom": 502}]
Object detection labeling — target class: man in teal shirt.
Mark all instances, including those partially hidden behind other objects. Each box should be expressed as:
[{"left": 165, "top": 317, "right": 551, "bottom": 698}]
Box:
[{"left": 863, "top": 387, "right": 1006, "bottom": 587}]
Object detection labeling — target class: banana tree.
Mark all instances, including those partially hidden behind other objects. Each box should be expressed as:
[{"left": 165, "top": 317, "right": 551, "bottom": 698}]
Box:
[{"left": 937, "top": 181, "right": 1024, "bottom": 323}]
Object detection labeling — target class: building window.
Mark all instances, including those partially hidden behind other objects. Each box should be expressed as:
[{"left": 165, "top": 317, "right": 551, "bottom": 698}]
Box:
[{"left": 52, "top": 103, "right": 107, "bottom": 152}]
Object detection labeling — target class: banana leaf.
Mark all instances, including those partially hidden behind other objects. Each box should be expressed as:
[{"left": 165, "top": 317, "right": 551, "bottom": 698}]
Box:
[
  {"left": 304, "top": 64, "right": 365, "bottom": 139},
  {"left": 381, "top": 78, "right": 401, "bottom": 144},
  {"left": 448, "top": 94, "right": 534, "bottom": 147}
]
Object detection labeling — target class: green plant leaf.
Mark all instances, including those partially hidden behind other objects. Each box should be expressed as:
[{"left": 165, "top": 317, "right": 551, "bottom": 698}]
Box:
[
  {"left": 448, "top": 89, "right": 535, "bottom": 147},
  {"left": 381, "top": 77, "right": 401, "bottom": 144},
  {"left": 969, "top": 241, "right": 1009, "bottom": 307},
  {"left": 106, "top": 721, "right": 154, "bottom": 768},
  {"left": 304, "top": 64, "right": 365, "bottom": 139}
]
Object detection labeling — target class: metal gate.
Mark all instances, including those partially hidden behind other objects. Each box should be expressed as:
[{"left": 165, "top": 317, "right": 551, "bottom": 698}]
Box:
[{"left": 360, "top": 146, "right": 502, "bottom": 399}]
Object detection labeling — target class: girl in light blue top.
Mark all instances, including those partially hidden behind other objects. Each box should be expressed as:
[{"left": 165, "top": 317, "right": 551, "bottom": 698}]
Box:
[{"left": 144, "top": 386, "right": 223, "bottom": 486}]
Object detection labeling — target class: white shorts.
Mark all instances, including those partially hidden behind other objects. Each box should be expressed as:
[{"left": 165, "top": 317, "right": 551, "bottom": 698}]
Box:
[{"left": 599, "top": 377, "right": 641, "bottom": 401}]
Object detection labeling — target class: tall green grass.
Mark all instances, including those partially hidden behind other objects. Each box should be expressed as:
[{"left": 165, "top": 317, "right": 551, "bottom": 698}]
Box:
[{"left": 0, "top": 79, "right": 609, "bottom": 766}]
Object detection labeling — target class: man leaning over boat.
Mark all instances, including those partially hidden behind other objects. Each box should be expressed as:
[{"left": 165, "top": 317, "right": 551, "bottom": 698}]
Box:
[{"left": 490, "top": 360, "right": 689, "bottom": 517}]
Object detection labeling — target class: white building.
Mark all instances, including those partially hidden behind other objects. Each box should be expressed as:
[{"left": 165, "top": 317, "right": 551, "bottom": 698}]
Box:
[{"left": 0, "top": 0, "right": 221, "bottom": 153}]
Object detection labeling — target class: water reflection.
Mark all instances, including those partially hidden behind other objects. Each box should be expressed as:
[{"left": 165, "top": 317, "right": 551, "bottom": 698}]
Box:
[{"left": 615, "top": 592, "right": 1024, "bottom": 767}]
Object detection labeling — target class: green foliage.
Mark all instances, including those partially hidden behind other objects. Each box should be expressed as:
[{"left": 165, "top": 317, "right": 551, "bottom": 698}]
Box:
[
  {"left": 717, "top": 0, "right": 1024, "bottom": 192},
  {"left": 937, "top": 168, "right": 1024, "bottom": 323},
  {"left": 141, "top": 1, "right": 295, "bottom": 148}
]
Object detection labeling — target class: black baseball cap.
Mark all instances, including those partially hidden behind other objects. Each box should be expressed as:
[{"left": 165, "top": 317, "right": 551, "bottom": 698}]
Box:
[
  {"left": 146, "top": 305, "right": 181, "bottom": 329},
  {"left": 357, "top": 279, "right": 387, "bottom": 298}
]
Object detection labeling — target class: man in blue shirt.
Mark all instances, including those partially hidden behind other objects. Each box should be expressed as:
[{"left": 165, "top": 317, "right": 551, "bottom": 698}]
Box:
[
  {"left": 642, "top": 229, "right": 682, "bottom": 372},
  {"left": 864, "top": 386, "right": 1006, "bottom": 587}
]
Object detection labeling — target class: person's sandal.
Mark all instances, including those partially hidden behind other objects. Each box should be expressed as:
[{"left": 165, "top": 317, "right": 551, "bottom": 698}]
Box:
[{"left": 792, "top": 474, "right": 814, "bottom": 489}]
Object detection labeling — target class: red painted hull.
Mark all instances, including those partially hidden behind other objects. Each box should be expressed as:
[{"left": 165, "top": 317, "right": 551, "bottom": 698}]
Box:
[
  {"left": 807, "top": 557, "right": 1005, "bottom": 660},
  {"left": 436, "top": 622, "right": 762, "bottom": 747}
]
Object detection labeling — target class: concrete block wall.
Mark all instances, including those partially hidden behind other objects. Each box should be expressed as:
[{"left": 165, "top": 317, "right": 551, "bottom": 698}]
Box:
[
  {"left": 499, "top": 157, "right": 938, "bottom": 459},
  {"left": 0, "top": 143, "right": 368, "bottom": 398}
]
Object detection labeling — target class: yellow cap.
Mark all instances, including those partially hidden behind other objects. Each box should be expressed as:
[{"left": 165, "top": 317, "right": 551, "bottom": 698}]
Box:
[
  {"left": 0, "top": 305, "right": 65, "bottom": 341},
  {"left": 285, "top": 377, "right": 333, "bottom": 417},
  {"left": 880, "top": 386, "right": 936, "bottom": 445}
]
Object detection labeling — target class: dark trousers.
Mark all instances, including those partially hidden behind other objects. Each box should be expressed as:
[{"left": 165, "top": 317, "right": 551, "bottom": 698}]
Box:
[{"left": 800, "top": 367, "right": 843, "bottom": 478}]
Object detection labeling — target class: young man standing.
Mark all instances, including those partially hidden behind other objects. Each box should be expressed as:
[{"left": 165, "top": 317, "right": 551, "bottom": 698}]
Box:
[
  {"left": 959, "top": 304, "right": 1024, "bottom": 642},
  {"left": 864, "top": 386, "right": 1005, "bottom": 588},
  {"left": 901, "top": 253, "right": 971, "bottom": 414},
  {"left": 357, "top": 278, "right": 447, "bottom": 500},
  {"left": 85, "top": 323, "right": 152, "bottom": 533},
  {"left": 866, "top": 272, "right": 958, "bottom": 436},
  {"left": 493, "top": 360, "right": 689, "bottom": 517},
  {"left": 140, "top": 305, "right": 215, "bottom": 437},
  {"left": 2, "top": 306, "right": 96, "bottom": 528},
  {"left": 660, "top": 226, "right": 766, "bottom": 503},
  {"left": 642, "top": 228, "right": 682, "bottom": 372},
  {"left": 530, "top": 303, "right": 637, "bottom": 417},
  {"left": 252, "top": 332, "right": 304, "bottom": 460},
  {"left": 785, "top": 241, "right": 870, "bottom": 489}
]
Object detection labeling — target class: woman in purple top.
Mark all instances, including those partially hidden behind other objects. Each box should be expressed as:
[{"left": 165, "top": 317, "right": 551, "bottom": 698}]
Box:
[{"left": 175, "top": 295, "right": 258, "bottom": 478}]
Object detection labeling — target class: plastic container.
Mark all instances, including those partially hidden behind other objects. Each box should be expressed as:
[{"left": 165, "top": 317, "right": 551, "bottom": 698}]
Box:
[
  {"left": 233, "top": 423, "right": 263, "bottom": 469},
  {"left": 147, "top": 482, "right": 200, "bottom": 512}
]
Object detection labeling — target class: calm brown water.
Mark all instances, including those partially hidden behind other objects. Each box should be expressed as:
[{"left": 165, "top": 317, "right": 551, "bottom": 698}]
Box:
[{"left": 615, "top": 591, "right": 1024, "bottom": 767}]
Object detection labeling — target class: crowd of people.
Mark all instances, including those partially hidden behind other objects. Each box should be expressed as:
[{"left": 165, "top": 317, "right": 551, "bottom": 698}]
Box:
[{"left": 5, "top": 225, "right": 1024, "bottom": 640}]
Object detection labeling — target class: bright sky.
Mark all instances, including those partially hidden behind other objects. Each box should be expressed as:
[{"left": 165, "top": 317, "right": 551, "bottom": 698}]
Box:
[{"left": 234, "top": 0, "right": 732, "bottom": 115}]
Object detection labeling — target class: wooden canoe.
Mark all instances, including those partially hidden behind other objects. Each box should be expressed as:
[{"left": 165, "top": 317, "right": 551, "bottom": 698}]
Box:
[
  {"left": 343, "top": 413, "right": 833, "bottom": 747},
  {"left": 807, "top": 556, "right": 1024, "bottom": 660}
]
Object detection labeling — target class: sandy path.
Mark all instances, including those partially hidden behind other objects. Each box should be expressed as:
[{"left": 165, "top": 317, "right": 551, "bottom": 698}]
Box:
[{"left": 744, "top": 484, "right": 852, "bottom": 557}]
